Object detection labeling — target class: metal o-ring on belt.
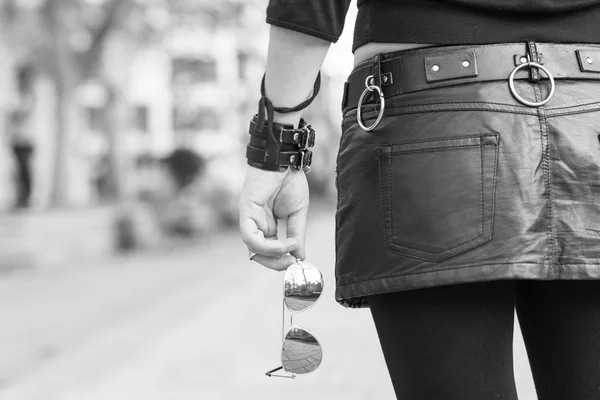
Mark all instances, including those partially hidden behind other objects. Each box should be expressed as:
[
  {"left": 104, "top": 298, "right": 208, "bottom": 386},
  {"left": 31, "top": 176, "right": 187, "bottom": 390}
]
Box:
[
  {"left": 357, "top": 75, "right": 386, "bottom": 132},
  {"left": 508, "top": 61, "right": 555, "bottom": 107}
]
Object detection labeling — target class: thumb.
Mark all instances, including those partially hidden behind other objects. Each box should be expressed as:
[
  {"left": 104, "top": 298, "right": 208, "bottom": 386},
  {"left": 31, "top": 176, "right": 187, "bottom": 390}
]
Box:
[{"left": 286, "top": 206, "right": 308, "bottom": 261}]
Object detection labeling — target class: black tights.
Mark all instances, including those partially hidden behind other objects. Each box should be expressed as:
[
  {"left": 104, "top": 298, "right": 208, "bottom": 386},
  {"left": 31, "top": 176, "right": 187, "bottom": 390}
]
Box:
[{"left": 368, "top": 280, "right": 600, "bottom": 400}]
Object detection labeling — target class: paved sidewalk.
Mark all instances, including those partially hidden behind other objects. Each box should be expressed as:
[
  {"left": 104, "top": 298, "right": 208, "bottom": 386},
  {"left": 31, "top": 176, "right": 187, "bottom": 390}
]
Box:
[
  {"left": 0, "top": 203, "right": 537, "bottom": 400},
  {"left": 0, "top": 206, "right": 116, "bottom": 273}
]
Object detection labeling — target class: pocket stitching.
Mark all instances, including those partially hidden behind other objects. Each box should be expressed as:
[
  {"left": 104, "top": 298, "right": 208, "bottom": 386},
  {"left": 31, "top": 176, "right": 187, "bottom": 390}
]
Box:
[
  {"left": 389, "top": 133, "right": 495, "bottom": 149},
  {"left": 389, "top": 145, "right": 394, "bottom": 244},
  {"left": 390, "top": 143, "right": 497, "bottom": 156},
  {"left": 383, "top": 132, "right": 496, "bottom": 150},
  {"left": 377, "top": 150, "right": 389, "bottom": 247}
]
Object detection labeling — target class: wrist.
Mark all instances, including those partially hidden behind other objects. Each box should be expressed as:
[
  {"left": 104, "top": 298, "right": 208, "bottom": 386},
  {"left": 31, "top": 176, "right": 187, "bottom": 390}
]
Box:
[
  {"left": 246, "top": 162, "right": 290, "bottom": 179},
  {"left": 273, "top": 110, "right": 303, "bottom": 127},
  {"left": 245, "top": 163, "right": 288, "bottom": 179},
  {"left": 242, "top": 164, "right": 289, "bottom": 203}
]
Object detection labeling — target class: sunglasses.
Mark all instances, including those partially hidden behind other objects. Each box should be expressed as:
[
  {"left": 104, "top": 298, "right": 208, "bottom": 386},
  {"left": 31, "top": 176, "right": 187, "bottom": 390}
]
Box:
[{"left": 265, "top": 260, "right": 324, "bottom": 379}]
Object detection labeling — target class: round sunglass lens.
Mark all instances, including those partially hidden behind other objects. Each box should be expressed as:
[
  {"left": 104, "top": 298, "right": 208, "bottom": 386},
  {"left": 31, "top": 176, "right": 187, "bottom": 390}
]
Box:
[
  {"left": 283, "top": 262, "right": 323, "bottom": 312},
  {"left": 281, "top": 327, "right": 322, "bottom": 375}
]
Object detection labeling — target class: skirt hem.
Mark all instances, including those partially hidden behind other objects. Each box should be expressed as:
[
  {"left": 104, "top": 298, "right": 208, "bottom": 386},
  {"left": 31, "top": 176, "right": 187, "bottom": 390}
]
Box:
[{"left": 335, "top": 262, "right": 600, "bottom": 308}]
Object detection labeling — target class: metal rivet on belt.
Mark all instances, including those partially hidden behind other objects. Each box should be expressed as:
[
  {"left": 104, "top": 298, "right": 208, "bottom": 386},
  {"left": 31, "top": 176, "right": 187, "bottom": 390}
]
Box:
[
  {"left": 290, "top": 155, "right": 296, "bottom": 164},
  {"left": 587, "top": 56, "right": 593, "bottom": 64},
  {"left": 431, "top": 64, "right": 440, "bottom": 72},
  {"left": 462, "top": 60, "right": 470, "bottom": 68},
  {"left": 520, "top": 56, "right": 528, "bottom": 64},
  {"left": 383, "top": 75, "right": 388, "bottom": 82},
  {"left": 369, "top": 78, "right": 375, "bottom": 86}
]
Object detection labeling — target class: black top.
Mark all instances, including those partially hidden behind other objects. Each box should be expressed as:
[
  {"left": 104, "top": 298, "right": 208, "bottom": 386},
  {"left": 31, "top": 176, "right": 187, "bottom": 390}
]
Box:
[{"left": 266, "top": 0, "right": 600, "bottom": 52}]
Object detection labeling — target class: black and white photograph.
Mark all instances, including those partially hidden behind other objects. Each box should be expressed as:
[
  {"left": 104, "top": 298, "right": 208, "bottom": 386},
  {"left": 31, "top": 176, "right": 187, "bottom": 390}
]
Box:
[{"left": 1, "top": 0, "right": 600, "bottom": 399}]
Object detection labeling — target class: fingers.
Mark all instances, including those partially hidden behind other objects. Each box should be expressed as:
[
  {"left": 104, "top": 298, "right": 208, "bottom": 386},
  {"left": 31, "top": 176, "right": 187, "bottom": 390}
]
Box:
[
  {"left": 240, "top": 213, "right": 298, "bottom": 257},
  {"left": 286, "top": 206, "right": 308, "bottom": 261},
  {"left": 251, "top": 253, "right": 298, "bottom": 272}
]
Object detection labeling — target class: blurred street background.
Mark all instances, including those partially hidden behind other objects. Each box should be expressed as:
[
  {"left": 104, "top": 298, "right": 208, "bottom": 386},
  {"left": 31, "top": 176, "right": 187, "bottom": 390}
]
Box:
[{"left": 0, "top": 0, "right": 539, "bottom": 399}]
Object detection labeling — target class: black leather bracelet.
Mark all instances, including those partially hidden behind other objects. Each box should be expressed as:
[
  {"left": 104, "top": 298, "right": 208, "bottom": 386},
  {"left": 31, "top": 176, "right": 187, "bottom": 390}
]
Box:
[
  {"left": 249, "top": 115, "right": 315, "bottom": 150},
  {"left": 245, "top": 72, "right": 320, "bottom": 172},
  {"left": 245, "top": 115, "right": 315, "bottom": 172},
  {"left": 246, "top": 145, "right": 313, "bottom": 171}
]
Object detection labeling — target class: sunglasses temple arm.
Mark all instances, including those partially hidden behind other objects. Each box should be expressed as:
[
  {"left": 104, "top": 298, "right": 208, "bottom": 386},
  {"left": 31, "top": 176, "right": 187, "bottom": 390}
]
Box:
[{"left": 265, "top": 366, "right": 296, "bottom": 379}]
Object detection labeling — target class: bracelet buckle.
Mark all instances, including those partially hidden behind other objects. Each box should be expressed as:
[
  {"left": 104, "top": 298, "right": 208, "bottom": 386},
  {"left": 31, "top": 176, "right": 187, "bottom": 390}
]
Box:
[
  {"left": 295, "top": 125, "right": 316, "bottom": 150},
  {"left": 299, "top": 150, "right": 312, "bottom": 174},
  {"left": 290, "top": 149, "right": 312, "bottom": 171}
]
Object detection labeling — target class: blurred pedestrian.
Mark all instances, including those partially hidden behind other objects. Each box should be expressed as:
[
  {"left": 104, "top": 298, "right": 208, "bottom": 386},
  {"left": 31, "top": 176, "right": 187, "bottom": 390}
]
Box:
[
  {"left": 239, "top": 1, "right": 600, "bottom": 399},
  {"left": 9, "top": 64, "right": 36, "bottom": 209},
  {"left": 160, "top": 148, "right": 207, "bottom": 236},
  {"left": 161, "top": 148, "right": 205, "bottom": 193}
]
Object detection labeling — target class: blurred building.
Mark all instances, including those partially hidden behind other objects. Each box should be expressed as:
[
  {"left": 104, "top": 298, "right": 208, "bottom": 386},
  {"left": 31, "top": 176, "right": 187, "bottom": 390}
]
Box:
[
  {"left": 0, "top": 0, "right": 269, "bottom": 211},
  {"left": 167, "top": 0, "right": 268, "bottom": 156},
  {"left": 0, "top": 0, "right": 349, "bottom": 212}
]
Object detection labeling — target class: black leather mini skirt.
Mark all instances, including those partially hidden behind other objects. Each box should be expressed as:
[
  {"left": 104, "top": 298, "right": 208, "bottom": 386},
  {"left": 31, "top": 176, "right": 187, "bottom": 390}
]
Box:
[{"left": 335, "top": 41, "right": 600, "bottom": 308}]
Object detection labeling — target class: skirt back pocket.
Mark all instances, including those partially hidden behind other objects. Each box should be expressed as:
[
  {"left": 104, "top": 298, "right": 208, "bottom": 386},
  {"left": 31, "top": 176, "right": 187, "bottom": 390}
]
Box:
[{"left": 378, "top": 134, "right": 499, "bottom": 263}]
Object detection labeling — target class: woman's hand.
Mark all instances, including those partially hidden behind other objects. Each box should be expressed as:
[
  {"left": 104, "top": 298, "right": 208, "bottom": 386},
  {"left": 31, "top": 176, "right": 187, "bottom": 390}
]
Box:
[{"left": 239, "top": 165, "right": 309, "bottom": 271}]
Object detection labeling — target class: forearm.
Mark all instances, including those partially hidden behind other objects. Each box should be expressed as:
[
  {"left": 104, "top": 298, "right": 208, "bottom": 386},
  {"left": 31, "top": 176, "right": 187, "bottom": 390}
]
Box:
[
  {"left": 264, "top": 26, "right": 331, "bottom": 126},
  {"left": 240, "top": 27, "right": 329, "bottom": 266}
]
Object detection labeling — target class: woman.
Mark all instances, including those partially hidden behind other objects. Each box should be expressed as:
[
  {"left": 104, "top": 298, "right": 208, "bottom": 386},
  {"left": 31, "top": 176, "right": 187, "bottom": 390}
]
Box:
[{"left": 239, "top": 1, "right": 600, "bottom": 398}]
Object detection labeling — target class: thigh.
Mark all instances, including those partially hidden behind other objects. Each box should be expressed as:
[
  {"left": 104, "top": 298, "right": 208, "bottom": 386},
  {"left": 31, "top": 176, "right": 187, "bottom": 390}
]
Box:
[
  {"left": 368, "top": 280, "right": 518, "bottom": 400},
  {"left": 515, "top": 280, "right": 600, "bottom": 400}
]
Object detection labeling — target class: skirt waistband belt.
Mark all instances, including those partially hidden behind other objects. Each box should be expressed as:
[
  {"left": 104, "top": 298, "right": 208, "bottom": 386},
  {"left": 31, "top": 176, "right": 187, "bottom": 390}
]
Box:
[{"left": 342, "top": 41, "right": 600, "bottom": 114}]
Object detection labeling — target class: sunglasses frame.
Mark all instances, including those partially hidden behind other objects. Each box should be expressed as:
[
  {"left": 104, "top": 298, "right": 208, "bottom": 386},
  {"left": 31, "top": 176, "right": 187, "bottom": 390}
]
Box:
[{"left": 265, "top": 261, "right": 324, "bottom": 379}]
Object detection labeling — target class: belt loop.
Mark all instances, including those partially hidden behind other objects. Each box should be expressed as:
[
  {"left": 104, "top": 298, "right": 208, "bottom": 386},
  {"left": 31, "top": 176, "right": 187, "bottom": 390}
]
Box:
[
  {"left": 341, "top": 81, "right": 349, "bottom": 112},
  {"left": 372, "top": 54, "right": 383, "bottom": 88},
  {"left": 526, "top": 40, "right": 540, "bottom": 83}
]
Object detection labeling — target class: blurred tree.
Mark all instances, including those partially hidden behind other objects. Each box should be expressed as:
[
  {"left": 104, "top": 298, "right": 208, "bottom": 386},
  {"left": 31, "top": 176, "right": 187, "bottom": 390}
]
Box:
[
  {"left": 43, "top": 0, "right": 129, "bottom": 205},
  {"left": 0, "top": 0, "right": 168, "bottom": 206}
]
